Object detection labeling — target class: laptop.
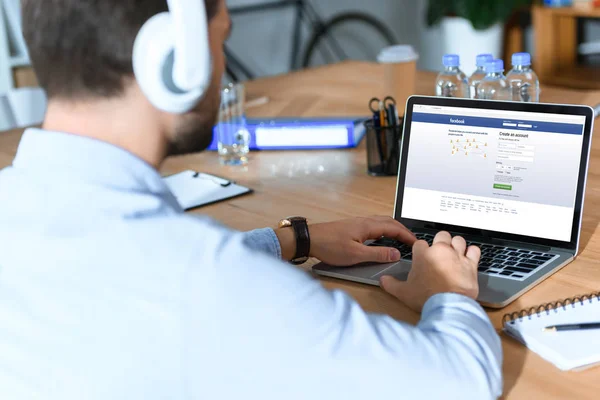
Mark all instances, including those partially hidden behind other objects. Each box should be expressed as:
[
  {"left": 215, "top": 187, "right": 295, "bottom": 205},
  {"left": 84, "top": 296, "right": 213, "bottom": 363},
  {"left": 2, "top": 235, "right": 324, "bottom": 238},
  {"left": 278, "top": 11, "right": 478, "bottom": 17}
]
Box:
[{"left": 313, "top": 96, "right": 595, "bottom": 308}]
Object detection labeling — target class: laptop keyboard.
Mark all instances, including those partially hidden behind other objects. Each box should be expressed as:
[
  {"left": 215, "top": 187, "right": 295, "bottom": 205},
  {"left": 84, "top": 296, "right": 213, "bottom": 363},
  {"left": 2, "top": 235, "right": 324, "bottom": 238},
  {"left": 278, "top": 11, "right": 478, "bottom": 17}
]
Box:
[{"left": 370, "top": 233, "right": 559, "bottom": 282}]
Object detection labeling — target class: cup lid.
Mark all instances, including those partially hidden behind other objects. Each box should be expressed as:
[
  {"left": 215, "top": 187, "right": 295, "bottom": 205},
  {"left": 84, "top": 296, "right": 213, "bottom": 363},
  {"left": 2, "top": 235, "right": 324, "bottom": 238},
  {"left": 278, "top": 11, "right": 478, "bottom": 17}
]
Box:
[{"left": 377, "top": 45, "right": 419, "bottom": 63}]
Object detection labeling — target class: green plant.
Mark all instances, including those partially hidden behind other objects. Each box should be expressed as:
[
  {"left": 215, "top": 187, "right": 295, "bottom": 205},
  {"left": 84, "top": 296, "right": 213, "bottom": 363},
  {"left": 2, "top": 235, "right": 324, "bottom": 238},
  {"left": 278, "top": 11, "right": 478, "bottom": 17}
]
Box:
[{"left": 426, "top": 0, "right": 533, "bottom": 30}]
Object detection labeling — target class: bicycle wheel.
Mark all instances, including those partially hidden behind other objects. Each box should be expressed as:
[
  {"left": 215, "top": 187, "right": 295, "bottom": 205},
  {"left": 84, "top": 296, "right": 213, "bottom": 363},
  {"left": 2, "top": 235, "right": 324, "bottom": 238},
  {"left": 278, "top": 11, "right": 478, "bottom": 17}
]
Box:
[{"left": 301, "top": 12, "right": 397, "bottom": 68}]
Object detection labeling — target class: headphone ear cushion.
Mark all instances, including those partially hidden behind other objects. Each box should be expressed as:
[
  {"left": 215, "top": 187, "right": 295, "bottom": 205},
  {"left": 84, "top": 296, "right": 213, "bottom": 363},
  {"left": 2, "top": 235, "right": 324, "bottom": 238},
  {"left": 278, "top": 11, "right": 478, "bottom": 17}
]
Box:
[{"left": 133, "top": 12, "right": 206, "bottom": 114}]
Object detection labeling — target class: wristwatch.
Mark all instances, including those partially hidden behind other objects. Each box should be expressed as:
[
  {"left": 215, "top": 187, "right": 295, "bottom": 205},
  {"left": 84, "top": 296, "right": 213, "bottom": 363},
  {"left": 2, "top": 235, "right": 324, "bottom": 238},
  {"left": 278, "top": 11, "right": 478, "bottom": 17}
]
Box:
[{"left": 278, "top": 216, "right": 310, "bottom": 265}]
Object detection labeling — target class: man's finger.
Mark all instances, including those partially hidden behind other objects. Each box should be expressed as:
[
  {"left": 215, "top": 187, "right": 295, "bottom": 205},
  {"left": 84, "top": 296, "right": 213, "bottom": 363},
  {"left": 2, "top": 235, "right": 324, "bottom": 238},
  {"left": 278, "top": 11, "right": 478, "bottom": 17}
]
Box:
[
  {"left": 410, "top": 240, "right": 430, "bottom": 268},
  {"left": 380, "top": 275, "right": 409, "bottom": 302},
  {"left": 451, "top": 235, "right": 467, "bottom": 255},
  {"left": 365, "top": 218, "right": 417, "bottom": 245},
  {"left": 350, "top": 243, "right": 402, "bottom": 264},
  {"left": 411, "top": 239, "right": 430, "bottom": 256},
  {"left": 466, "top": 245, "right": 481, "bottom": 263},
  {"left": 433, "top": 231, "right": 452, "bottom": 245}
]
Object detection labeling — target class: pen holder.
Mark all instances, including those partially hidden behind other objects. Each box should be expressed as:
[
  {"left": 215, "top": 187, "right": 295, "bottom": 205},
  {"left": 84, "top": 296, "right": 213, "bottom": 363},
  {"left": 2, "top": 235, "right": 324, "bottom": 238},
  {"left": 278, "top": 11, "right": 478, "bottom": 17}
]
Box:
[{"left": 365, "top": 119, "right": 403, "bottom": 176}]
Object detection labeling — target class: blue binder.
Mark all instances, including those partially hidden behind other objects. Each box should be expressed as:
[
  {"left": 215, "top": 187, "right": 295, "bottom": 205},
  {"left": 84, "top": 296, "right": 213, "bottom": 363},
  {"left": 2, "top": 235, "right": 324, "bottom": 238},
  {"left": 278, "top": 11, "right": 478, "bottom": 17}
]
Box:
[{"left": 208, "top": 117, "right": 367, "bottom": 151}]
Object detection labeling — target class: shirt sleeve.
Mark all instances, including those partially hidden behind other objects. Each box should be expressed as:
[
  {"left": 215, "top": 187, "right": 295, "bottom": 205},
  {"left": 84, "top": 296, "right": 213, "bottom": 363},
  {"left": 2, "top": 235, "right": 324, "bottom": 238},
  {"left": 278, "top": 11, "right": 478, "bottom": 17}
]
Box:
[
  {"left": 183, "top": 230, "right": 503, "bottom": 400},
  {"left": 242, "top": 228, "right": 282, "bottom": 259}
]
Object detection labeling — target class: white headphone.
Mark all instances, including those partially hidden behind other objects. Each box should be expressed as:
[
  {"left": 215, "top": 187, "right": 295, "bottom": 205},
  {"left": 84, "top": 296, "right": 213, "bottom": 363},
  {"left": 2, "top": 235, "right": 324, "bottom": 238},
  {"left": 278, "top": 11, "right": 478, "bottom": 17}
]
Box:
[{"left": 133, "top": 0, "right": 212, "bottom": 114}]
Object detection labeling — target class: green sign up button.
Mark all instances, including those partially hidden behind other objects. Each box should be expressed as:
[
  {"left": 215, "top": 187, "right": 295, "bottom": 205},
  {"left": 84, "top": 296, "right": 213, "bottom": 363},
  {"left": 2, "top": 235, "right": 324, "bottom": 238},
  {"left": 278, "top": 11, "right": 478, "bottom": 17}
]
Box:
[{"left": 493, "top": 184, "right": 512, "bottom": 191}]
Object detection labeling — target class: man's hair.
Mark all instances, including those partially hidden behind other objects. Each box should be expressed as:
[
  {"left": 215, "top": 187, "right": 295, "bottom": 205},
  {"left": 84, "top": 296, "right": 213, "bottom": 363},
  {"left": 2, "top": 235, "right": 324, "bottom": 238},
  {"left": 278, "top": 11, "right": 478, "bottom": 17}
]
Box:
[{"left": 22, "top": 0, "right": 220, "bottom": 100}]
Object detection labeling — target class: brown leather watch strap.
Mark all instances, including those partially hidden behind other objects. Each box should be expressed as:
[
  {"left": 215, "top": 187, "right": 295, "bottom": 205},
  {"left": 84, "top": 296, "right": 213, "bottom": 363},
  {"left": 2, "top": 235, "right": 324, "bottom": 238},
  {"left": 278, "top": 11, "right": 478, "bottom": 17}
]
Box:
[{"left": 290, "top": 217, "right": 310, "bottom": 264}]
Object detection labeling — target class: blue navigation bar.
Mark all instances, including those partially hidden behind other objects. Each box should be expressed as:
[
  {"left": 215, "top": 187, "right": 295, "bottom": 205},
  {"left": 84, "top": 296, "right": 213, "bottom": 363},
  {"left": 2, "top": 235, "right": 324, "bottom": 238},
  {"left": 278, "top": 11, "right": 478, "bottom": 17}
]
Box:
[{"left": 412, "top": 112, "right": 584, "bottom": 135}]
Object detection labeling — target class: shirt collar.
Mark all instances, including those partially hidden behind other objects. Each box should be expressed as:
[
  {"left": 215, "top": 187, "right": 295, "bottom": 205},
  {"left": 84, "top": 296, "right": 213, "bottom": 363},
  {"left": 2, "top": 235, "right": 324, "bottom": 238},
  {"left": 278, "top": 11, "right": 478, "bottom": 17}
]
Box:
[{"left": 13, "top": 128, "right": 182, "bottom": 209}]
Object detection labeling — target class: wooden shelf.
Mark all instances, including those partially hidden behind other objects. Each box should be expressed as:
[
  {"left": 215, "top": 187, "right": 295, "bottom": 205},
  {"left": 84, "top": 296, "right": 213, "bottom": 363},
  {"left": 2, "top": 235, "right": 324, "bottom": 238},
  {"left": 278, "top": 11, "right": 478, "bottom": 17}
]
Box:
[
  {"left": 533, "top": 5, "right": 600, "bottom": 90},
  {"left": 545, "top": 66, "right": 600, "bottom": 89},
  {"left": 555, "top": 7, "right": 600, "bottom": 18},
  {"left": 543, "top": 6, "right": 600, "bottom": 18}
]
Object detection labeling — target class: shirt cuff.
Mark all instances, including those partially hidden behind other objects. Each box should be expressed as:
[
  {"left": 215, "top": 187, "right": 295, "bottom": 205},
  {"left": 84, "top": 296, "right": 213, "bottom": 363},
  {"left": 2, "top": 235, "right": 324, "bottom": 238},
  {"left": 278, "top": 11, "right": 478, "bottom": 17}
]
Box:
[
  {"left": 242, "top": 228, "right": 282, "bottom": 259},
  {"left": 422, "top": 292, "right": 488, "bottom": 320}
]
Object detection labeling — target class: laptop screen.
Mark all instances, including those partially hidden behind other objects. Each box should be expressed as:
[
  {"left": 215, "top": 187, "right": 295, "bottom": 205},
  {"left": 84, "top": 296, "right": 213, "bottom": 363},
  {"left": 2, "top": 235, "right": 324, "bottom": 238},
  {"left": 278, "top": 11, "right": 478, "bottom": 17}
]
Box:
[{"left": 400, "top": 102, "right": 587, "bottom": 243}]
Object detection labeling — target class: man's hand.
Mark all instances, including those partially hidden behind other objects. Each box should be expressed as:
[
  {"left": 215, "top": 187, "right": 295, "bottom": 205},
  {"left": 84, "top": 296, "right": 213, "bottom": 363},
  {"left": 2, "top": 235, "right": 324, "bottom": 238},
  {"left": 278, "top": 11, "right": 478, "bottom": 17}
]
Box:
[
  {"left": 380, "top": 231, "right": 480, "bottom": 312},
  {"left": 290, "top": 216, "right": 416, "bottom": 266}
]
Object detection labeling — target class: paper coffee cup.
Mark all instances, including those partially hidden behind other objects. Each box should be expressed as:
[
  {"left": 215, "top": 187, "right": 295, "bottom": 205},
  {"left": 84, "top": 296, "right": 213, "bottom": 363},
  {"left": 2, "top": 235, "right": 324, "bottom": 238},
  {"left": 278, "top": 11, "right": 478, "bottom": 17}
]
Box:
[{"left": 377, "top": 45, "right": 418, "bottom": 116}]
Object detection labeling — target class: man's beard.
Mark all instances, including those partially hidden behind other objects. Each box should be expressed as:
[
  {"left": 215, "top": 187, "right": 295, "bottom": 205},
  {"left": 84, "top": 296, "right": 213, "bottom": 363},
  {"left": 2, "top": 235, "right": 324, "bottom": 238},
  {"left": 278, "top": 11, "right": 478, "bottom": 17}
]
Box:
[
  {"left": 167, "top": 112, "right": 216, "bottom": 156},
  {"left": 166, "top": 92, "right": 219, "bottom": 157}
]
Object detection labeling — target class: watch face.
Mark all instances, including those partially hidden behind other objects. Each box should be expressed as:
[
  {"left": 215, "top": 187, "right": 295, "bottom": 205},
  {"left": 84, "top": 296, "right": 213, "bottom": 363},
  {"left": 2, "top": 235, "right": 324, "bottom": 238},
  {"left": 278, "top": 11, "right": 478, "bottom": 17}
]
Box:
[
  {"left": 278, "top": 219, "right": 293, "bottom": 229},
  {"left": 278, "top": 217, "right": 306, "bottom": 229}
]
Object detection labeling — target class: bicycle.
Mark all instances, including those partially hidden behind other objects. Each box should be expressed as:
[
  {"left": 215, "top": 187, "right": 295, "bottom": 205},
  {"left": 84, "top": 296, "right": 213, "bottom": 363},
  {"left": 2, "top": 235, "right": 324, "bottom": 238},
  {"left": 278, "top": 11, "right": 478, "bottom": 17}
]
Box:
[{"left": 226, "top": 0, "right": 397, "bottom": 81}]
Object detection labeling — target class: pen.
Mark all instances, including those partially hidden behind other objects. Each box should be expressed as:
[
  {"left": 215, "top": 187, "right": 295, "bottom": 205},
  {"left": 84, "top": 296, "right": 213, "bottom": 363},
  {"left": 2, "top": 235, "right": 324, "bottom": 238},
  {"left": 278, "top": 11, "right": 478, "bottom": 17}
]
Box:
[
  {"left": 372, "top": 110, "right": 386, "bottom": 171},
  {"left": 385, "top": 103, "right": 397, "bottom": 162},
  {"left": 379, "top": 101, "right": 388, "bottom": 157},
  {"left": 379, "top": 101, "right": 387, "bottom": 128},
  {"left": 543, "top": 322, "right": 600, "bottom": 332},
  {"left": 246, "top": 96, "right": 270, "bottom": 109},
  {"left": 386, "top": 105, "right": 401, "bottom": 174},
  {"left": 373, "top": 109, "right": 381, "bottom": 128},
  {"left": 387, "top": 103, "right": 395, "bottom": 127}
]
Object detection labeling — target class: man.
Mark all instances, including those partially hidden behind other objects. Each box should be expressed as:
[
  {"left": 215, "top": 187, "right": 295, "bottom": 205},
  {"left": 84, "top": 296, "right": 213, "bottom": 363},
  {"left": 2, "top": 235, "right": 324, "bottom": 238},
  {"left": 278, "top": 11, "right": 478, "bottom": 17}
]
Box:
[{"left": 0, "top": 1, "right": 502, "bottom": 399}]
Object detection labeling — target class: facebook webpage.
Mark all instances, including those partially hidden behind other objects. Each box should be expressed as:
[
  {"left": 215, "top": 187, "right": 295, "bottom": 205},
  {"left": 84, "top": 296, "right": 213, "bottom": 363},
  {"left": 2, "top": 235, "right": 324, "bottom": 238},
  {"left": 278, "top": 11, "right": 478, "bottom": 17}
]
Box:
[{"left": 402, "top": 104, "right": 586, "bottom": 242}]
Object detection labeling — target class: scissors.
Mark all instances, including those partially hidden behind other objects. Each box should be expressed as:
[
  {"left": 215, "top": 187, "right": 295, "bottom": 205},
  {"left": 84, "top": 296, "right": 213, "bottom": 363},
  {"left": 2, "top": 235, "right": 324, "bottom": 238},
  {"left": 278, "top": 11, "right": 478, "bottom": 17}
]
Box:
[{"left": 368, "top": 96, "right": 396, "bottom": 114}]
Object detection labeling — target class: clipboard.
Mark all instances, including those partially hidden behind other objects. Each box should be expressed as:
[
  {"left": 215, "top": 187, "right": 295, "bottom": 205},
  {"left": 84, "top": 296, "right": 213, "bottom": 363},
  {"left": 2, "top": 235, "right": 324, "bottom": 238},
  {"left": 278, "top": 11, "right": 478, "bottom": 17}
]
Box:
[{"left": 163, "top": 170, "right": 253, "bottom": 211}]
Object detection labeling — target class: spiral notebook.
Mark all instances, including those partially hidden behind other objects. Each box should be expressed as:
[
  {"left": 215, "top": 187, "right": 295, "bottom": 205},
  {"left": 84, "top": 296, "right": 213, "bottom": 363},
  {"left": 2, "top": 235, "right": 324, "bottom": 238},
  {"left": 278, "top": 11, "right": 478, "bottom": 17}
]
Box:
[
  {"left": 503, "top": 292, "right": 600, "bottom": 371},
  {"left": 163, "top": 170, "right": 252, "bottom": 210}
]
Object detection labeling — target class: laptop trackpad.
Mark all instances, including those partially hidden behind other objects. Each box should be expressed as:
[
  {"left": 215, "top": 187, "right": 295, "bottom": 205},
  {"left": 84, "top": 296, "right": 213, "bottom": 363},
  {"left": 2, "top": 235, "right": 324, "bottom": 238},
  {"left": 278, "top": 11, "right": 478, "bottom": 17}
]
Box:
[
  {"left": 313, "top": 261, "right": 412, "bottom": 285},
  {"left": 370, "top": 261, "right": 411, "bottom": 281}
]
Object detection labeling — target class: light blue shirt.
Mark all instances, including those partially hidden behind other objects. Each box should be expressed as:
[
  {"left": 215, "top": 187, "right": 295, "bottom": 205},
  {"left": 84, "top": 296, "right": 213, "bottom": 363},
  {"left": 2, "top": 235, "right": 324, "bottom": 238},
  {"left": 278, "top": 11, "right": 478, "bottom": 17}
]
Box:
[{"left": 0, "top": 129, "right": 502, "bottom": 399}]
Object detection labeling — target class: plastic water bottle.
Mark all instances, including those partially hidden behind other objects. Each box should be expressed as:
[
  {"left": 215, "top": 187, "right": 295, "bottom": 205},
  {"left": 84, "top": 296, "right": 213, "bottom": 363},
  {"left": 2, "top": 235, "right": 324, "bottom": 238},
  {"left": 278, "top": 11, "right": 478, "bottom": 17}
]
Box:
[
  {"left": 477, "top": 59, "right": 511, "bottom": 101},
  {"left": 468, "top": 54, "right": 494, "bottom": 99},
  {"left": 435, "top": 54, "right": 468, "bottom": 98},
  {"left": 506, "top": 52, "right": 540, "bottom": 102},
  {"left": 544, "top": 0, "right": 573, "bottom": 7}
]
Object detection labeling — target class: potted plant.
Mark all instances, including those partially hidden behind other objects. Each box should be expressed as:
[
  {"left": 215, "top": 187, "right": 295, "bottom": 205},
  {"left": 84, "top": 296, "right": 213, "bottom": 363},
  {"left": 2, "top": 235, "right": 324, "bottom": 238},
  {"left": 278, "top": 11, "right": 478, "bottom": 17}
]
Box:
[{"left": 426, "top": 0, "right": 532, "bottom": 73}]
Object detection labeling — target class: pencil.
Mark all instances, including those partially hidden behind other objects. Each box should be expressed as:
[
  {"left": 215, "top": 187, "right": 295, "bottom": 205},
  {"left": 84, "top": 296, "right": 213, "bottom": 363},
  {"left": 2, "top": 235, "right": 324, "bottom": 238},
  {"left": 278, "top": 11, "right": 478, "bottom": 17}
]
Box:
[
  {"left": 379, "top": 101, "right": 387, "bottom": 157},
  {"left": 246, "top": 96, "right": 270, "bottom": 109}
]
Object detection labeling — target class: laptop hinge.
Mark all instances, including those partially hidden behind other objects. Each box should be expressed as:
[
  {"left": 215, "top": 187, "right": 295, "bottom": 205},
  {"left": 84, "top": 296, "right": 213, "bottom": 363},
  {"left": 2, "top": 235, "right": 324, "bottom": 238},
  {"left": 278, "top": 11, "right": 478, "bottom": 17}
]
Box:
[{"left": 550, "top": 246, "right": 577, "bottom": 256}]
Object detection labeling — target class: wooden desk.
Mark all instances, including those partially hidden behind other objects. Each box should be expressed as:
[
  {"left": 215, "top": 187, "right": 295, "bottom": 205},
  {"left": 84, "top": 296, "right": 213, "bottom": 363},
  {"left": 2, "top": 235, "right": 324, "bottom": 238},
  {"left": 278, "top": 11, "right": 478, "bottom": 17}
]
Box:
[
  {"left": 1, "top": 61, "right": 600, "bottom": 398},
  {"left": 533, "top": 5, "right": 600, "bottom": 89}
]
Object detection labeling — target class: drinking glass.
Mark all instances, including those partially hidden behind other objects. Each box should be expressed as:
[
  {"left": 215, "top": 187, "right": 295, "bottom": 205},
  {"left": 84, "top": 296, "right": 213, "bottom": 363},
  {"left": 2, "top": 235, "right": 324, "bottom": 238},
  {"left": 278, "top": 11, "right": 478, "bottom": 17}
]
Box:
[{"left": 216, "top": 83, "right": 250, "bottom": 165}]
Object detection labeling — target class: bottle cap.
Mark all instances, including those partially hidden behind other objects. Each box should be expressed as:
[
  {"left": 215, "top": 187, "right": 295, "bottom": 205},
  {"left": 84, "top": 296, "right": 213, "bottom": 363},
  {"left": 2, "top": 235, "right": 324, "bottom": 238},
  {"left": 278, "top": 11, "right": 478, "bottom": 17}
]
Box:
[
  {"left": 377, "top": 45, "right": 419, "bottom": 63},
  {"left": 485, "top": 59, "right": 504, "bottom": 73},
  {"left": 512, "top": 52, "right": 531, "bottom": 67},
  {"left": 476, "top": 54, "right": 494, "bottom": 67},
  {"left": 442, "top": 54, "right": 460, "bottom": 67}
]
